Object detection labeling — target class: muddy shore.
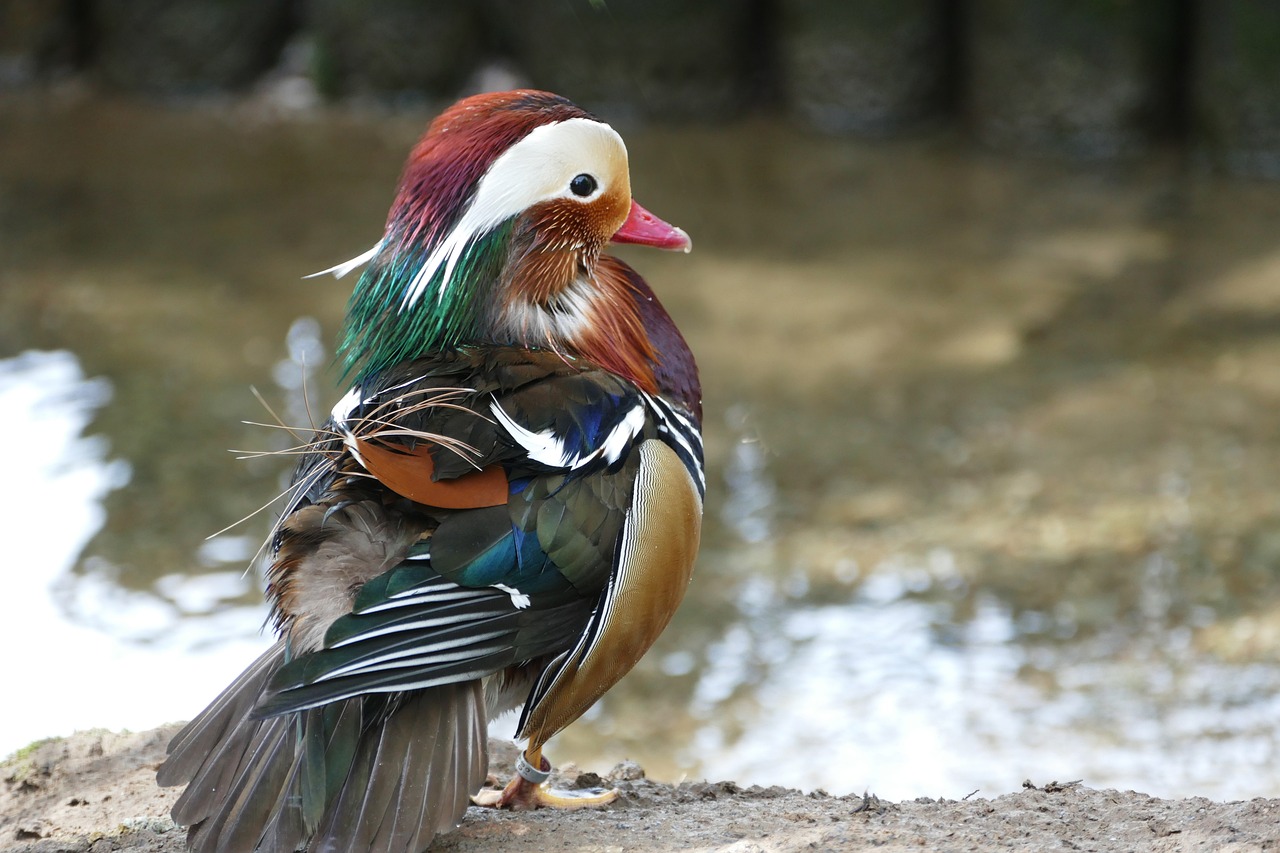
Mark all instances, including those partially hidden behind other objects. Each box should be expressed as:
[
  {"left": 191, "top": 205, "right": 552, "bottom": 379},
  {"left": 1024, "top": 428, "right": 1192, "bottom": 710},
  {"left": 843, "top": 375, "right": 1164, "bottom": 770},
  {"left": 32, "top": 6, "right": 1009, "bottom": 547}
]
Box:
[{"left": 3, "top": 727, "right": 1278, "bottom": 852}]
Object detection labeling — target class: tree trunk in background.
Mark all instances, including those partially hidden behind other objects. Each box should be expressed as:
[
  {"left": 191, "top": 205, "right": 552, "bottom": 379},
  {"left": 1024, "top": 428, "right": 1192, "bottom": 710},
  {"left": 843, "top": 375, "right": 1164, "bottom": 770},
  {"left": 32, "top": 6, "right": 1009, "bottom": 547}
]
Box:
[
  {"left": 1193, "top": 0, "right": 1280, "bottom": 178},
  {"left": 487, "top": 0, "right": 755, "bottom": 122},
  {"left": 966, "top": 0, "right": 1178, "bottom": 159},
  {"left": 0, "top": 0, "right": 83, "bottom": 86},
  {"left": 95, "top": 0, "right": 295, "bottom": 94},
  {"left": 10, "top": 0, "right": 1280, "bottom": 176},
  {"left": 309, "top": 0, "right": 485, "bottom": 101},
  {"left": 779, "top": 0, "right": 953, "bottom": 135}
]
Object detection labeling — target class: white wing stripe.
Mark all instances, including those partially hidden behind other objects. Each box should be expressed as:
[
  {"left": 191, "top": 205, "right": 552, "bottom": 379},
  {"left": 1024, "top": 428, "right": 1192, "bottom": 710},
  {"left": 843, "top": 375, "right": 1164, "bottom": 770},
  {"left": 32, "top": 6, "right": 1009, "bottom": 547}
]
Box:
[
  {"left": 331, "top": 386, "right": 363, "bottom": 424},
  {"left": 356, "top": 588, "right": 493, "bottom": 614},
  {"left": 643, "top": 392, "right": 705, "bottom": 492},
  {"left": 490, "top": 400, "right": 572, "bottom": 467},
  {"left": 602, "top": 403, "right": 647, "bottom": 465},
  {"left": 317, "top": 629, "right": 510, "bottom": 681},
  {"left": 490, "top": 398, "right": 646, "bottom": 471},
  {"left": 580, "top": 480, "right": 642, "bottom": 666},
  {"left": 281, "top": 670, "right": 497, "bottom": 713},
  {"left": 326, "top": 609, "right": 508, "bottom": 648}
]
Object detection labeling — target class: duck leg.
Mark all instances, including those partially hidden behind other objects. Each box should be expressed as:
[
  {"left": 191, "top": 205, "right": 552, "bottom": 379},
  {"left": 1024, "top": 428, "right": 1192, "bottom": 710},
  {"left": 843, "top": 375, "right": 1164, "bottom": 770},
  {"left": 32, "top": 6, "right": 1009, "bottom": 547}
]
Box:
[{"left": 471, "top": 745, "right": 619, "bottom": 810}]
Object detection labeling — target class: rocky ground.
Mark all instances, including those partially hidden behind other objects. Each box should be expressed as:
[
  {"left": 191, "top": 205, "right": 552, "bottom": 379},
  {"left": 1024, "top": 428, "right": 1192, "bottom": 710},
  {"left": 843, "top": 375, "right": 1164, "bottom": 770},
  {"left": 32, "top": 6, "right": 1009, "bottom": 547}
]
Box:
[{"left": 3, "top": 728, "right": 1279, "bottom": 852}]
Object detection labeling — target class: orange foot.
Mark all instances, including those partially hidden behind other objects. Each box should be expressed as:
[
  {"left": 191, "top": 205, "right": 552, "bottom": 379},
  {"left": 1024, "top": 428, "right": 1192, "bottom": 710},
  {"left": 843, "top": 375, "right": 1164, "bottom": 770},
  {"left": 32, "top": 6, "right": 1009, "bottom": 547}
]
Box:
[{"left": 471, "top": 750, "right": 618, "bottom": 810}]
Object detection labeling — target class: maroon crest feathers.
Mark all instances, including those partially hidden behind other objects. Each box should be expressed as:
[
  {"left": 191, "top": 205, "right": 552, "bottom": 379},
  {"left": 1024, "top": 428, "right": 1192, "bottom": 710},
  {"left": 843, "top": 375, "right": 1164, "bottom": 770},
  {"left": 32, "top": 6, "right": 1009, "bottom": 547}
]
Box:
[{"left": 390, "top": 90, "right": 596, "bottom": 252}]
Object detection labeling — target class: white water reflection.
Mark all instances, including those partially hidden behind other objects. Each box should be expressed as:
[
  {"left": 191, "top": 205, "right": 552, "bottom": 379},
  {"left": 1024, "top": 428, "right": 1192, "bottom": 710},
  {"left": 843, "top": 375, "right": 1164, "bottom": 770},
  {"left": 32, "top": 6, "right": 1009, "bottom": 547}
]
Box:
[
  {"left": 720, "top": 404, "right": 775, "bottom": 545},
  {"left": 0, "top": 350, "right": 268, "bottom": 757},
  {"left": 271, "top": 316, "right": 326, "bottom": 429},
  {"left": 686, "top": 561, "right": 1280, "bottom": 801}
]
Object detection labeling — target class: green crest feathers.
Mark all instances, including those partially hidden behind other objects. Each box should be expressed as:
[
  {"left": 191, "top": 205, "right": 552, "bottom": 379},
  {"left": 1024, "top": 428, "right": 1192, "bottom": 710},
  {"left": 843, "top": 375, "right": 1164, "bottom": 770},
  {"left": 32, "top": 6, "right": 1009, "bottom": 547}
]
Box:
[{"left": 338, "top": 222, "right": 513, "bottom": 383}]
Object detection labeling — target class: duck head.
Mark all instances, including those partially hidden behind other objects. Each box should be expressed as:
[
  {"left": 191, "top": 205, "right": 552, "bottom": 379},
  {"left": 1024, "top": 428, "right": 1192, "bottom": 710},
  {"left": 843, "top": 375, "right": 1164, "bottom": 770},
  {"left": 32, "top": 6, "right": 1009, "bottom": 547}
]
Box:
[{"left": 321, "top": 89, "right": 692, "bottom": 394}]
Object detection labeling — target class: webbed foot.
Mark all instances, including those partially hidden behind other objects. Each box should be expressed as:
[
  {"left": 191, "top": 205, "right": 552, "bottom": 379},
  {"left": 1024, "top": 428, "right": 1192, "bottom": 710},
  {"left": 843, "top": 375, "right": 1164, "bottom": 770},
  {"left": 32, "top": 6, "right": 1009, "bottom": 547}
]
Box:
[{"left": 471, "top": 750, "right": 618, "bottom": 810}]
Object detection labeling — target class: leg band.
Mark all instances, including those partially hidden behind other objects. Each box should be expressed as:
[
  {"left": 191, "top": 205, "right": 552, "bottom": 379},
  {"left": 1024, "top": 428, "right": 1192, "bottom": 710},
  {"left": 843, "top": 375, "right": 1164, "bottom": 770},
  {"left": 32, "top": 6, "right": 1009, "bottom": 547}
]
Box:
[{"left": 516, "top": 751, "right": 552, "bottom": 784}]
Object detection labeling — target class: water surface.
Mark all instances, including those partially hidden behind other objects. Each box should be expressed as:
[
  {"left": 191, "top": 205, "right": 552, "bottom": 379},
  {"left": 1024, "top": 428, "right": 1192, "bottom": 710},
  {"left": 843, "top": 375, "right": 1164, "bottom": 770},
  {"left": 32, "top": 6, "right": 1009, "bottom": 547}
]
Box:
[{"left": 3, "top": 94, "right": 1280, "bottom": 800}]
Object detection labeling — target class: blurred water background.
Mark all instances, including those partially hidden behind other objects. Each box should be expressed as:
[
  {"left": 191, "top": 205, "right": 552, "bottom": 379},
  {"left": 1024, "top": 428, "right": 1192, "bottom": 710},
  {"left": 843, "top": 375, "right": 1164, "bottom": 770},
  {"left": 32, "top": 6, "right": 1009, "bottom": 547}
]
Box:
[{"left": 4, "top": 0, "right": 1280, "bottom": 803}]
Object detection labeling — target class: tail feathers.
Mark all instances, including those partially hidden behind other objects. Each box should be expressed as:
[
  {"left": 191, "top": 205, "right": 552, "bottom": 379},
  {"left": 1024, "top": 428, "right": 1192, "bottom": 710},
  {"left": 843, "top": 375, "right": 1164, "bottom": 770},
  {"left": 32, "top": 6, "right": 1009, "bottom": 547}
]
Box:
[
  {"left": 158, "top": 641, "right": 288, "bottom": 793},
  {"left": 191, "top": 714, "right": 297, "bottom": 852},
  {"left": 157, "top": 641, "right": 489, "bottom": 853},
  {"left": 310, "top": 683, "right": 488, "bottom": 853}
]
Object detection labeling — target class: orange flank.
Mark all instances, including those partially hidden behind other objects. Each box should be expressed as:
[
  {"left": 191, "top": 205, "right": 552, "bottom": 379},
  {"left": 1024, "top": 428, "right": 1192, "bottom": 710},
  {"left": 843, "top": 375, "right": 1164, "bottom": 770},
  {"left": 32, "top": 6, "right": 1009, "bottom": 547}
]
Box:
[{"left": 353, "top": 438, "right": 509, "bottom": 509}]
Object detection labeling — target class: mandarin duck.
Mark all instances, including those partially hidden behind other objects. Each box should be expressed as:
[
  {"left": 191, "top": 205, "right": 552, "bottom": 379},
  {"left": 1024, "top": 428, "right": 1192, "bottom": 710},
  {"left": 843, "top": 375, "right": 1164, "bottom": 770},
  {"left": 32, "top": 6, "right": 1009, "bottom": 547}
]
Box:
[{"left": 156, "top": 89, "right": 703, "bottom": 853}]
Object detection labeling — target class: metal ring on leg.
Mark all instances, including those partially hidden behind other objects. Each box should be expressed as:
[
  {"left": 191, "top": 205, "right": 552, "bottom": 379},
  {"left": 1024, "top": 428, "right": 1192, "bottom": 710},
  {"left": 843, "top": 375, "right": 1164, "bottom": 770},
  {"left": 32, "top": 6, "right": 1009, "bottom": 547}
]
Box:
[{"left": 515, "top": 751, "right": 552, "bottom": 784}]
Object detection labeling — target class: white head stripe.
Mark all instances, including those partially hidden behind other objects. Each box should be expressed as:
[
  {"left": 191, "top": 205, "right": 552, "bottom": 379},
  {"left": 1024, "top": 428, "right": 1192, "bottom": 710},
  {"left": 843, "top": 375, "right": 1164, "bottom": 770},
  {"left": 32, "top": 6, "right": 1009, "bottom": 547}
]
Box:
[{"left": 398, "top": 117, "right": 629, "bottom": 311}]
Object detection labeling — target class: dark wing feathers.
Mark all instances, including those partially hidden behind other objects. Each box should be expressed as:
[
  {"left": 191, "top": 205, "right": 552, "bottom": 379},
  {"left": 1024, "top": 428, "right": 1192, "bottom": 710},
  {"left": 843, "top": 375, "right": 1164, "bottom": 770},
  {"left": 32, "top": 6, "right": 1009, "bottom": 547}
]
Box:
[
  {"left": 258, "top": 573, "right": 593, "bottom": 717},
  {"left": 249, "top": 347, "right": 697, "bottom": 716},
  {"left": 524, "top": 469, "right": 632, "bottom": 593},
  {"left": 161, "top": 347, "right": 702, "bottom": 852},
  {"left": 431, "top": 505, "right": 525, "bottom": 585}
]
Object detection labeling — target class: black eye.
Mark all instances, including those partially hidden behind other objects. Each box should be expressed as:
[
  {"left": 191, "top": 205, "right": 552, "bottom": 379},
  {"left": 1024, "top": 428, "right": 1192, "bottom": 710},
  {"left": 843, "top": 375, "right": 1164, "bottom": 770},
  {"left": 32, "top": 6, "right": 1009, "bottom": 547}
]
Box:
[{"left": 569, "top": 173, "right": 598, "bottom": 197}]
